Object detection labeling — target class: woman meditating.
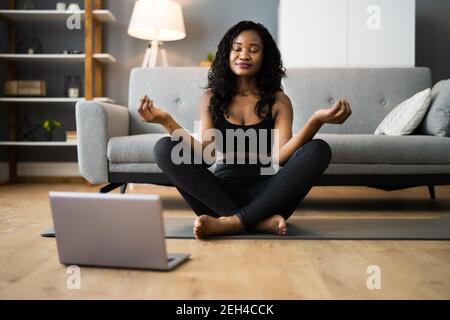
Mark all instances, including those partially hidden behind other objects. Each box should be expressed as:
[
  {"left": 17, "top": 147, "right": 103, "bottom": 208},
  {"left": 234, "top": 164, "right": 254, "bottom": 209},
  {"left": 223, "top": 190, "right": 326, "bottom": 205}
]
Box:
[{"left": 138, "top": 21, "right": 351, "bottom": 239}]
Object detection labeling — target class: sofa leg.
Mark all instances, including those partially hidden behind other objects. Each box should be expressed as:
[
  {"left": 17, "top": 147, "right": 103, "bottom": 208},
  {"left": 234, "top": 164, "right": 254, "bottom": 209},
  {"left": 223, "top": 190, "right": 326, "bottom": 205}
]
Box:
[
  {"left": 99, "top": 183, "right": 126, "bottom": 193},
  {"left": 120, "top": 184, "right": 127, "bottom": 194},
  {"left": 427, "top": 185, "right": 436, "bottom": 200}
]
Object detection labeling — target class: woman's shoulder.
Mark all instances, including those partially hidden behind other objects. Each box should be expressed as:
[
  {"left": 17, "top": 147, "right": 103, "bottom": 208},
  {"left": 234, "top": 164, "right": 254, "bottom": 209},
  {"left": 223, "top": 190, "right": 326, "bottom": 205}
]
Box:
[
  {"left": 269, "top": 91, "right": 293, "bottom": 122},
  {"left": 202, "top": 89, "right": 214, "bottom": 99},
  {"left": 273, "top": 91, "right": 293, "bottom": 117},
  {"left": 199, "top": 90, "right": 215, "bottom": 120},
  {"left": 275, "top": 91, "right": 292, "bottom": 106},
  {"left": 199, "top": 90, "right": 214, "bottom": 108}
]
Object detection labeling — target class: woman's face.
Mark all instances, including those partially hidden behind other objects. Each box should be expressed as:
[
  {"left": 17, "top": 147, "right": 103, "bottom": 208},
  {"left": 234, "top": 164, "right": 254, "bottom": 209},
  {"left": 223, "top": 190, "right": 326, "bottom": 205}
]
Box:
[{"left": 229, "top": 30, "right": 263, "bottom": 78}]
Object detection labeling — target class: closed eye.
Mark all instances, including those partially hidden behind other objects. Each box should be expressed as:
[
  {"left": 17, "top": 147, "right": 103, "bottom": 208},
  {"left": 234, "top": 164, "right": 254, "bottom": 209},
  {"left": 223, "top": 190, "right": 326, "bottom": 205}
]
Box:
[{"left": 232, "top": 47, "right": 259, "bottom": 53}]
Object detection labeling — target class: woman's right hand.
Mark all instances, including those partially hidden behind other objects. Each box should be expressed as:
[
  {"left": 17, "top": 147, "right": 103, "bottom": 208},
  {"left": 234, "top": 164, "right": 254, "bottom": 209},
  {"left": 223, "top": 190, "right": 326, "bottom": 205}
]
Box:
[
  {"left": 137, "top": 95, "right": 170, "bottom": 125},
  {"left": 313, "top": 99, "right": 352, "bottom": 125}
]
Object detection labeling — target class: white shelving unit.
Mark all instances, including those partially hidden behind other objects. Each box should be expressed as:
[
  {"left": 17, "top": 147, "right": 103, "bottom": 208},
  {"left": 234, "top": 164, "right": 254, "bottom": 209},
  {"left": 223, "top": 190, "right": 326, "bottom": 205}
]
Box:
[
  {"left": 0, "top": 97, "right": 114, "bottom": 103},
  {"left": 0, "top": 53, "right": 116, "bottom": 63},
  {"left": 0, "top": 9, "right": 115, "bottom": 22},
  {"left": 0, "top": 141, "right": 77, "bottom": 146},
  {"left": 0, "top": 0, "right": 116, "bottom": 182}
]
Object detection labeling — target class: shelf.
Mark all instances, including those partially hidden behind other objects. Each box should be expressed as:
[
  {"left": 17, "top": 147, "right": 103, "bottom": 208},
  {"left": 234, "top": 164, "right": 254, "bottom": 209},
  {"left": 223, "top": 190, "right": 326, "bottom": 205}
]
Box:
[
  {"left": 0, "top": 141, "right": 77, "bottom": 146},
  {"left": 0, "top": 10, "right": 116, "bottom": 22},
  {"left": 2, "top": 6, "right": 112, "bottom": 181},
  {"left": 0, "top": 97, "right": 115, "bottom": 103},
  {"left": 0, "top": 53, "right": 116, "bottom": 63}
]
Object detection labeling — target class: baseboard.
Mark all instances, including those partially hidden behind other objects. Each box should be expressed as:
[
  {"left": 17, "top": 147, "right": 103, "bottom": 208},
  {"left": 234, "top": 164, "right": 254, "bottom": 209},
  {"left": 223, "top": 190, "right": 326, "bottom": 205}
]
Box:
[{"left": 0, "top": 161, "right": 82, "bottom": 183}]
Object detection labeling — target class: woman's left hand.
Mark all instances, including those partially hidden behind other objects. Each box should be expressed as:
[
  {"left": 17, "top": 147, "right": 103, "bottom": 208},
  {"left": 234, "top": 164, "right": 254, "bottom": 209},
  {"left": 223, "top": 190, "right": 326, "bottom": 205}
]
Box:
[{"left": 313, "top": 99, "right": 352, "bottom": 125}]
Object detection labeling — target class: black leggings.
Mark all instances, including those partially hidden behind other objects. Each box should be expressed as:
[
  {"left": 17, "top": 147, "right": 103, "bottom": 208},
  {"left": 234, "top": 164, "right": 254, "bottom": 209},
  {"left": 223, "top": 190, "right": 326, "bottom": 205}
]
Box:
[{"left": 153, "top": 137, "right": 332, "bottom": 229}]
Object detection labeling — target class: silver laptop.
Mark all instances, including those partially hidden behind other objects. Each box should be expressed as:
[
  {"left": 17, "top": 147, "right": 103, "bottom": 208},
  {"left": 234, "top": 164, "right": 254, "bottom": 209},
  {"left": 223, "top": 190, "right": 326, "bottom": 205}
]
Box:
[{"left": 49, "top": 191, "right": 190, "bottom": 271}]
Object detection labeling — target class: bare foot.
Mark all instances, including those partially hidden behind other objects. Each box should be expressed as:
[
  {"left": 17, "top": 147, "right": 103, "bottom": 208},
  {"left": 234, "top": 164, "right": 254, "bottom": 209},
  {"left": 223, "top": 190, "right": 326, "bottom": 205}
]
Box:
[
  {"left": 252, "top": 214, "right": 287, "bottom": 236},
  {"left": 193, "top": 215, "right": 244, "bottom": 239}
]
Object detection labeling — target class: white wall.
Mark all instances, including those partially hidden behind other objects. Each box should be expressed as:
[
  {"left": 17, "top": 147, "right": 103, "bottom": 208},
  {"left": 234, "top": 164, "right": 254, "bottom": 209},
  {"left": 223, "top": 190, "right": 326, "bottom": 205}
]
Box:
[
  {"left": 278, "top": 0, "right": 348, "bottom": 67},
  {"left": 278, "top": 0, "right": 415, "bottom": 67},
  {"left": 348, "top": 0, "right": 415, "bottom": 67}
]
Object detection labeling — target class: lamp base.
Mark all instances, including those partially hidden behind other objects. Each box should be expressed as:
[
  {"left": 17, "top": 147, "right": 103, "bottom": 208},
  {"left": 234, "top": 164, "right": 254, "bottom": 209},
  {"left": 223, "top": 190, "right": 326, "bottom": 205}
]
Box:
[{"left": 142, "top": 40, "right": 169, "bottom": 68}]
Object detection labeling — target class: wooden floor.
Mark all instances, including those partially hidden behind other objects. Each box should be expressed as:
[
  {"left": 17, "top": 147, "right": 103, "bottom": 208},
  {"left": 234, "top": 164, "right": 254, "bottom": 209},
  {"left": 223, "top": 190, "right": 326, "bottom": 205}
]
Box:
[{"left": 0, "top": 182, "right": 449, "bottom": 299}]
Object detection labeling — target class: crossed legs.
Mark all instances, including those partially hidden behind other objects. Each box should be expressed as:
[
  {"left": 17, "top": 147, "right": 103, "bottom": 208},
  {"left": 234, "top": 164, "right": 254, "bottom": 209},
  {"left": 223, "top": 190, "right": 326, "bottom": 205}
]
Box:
[{"left": 153, "top": 136, "right": 332, "bottom": 238}]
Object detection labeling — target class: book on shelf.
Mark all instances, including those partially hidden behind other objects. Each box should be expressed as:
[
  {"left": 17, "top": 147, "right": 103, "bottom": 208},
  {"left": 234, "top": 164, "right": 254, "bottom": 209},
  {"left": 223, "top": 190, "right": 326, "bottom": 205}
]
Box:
[
  {"left": 4, "top": 80, "right": 46, "bottom": 96},
  {"left": 66, "top": 131, "right": 77, "bottom": 142}
]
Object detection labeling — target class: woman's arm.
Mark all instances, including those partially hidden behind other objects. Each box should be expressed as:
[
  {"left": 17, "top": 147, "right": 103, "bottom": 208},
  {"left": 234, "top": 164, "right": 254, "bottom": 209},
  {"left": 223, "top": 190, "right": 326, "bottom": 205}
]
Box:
[
  {"left": 272, "top": 94, "right": 351, "bottom": 166},
  {"left": 138, "top": 93, "right": 216, "bottom": 165},
  {"left": 274, "top": 115, "right": 323, "bottom": 167}
]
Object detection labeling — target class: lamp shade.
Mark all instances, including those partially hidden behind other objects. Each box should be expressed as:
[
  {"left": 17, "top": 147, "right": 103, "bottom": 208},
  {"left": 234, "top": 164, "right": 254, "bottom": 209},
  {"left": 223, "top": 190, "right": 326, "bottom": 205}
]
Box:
[{"left": 127, "top": 0, "right": 186, "bottom": 41}]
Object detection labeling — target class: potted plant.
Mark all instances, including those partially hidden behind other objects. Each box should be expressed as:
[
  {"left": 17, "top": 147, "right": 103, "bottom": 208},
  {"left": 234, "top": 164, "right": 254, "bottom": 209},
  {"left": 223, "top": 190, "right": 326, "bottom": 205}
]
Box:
[
  {"left": 200, "top": 51, "right": 215, "bottom": 67},
  {"left": 42, "top": 118, "right": 61, "bottom": 141}
]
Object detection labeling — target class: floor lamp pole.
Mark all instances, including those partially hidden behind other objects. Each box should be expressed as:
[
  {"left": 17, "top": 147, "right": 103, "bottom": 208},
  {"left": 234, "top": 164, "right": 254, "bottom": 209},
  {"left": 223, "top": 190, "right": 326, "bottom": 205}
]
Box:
[{"left": 142, "top": 40, "right": 169, "bottom": 68}]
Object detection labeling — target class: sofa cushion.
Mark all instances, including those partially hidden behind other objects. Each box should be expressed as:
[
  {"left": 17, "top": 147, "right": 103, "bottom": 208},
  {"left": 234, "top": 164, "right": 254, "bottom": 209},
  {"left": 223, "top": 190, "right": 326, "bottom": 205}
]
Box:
[
  {"left": 128, "top": 67, "right": 431, "bottom": 135},
  {"left": 108, "top": 162, "right": 450, "bottom": 176},
  {"left": 109, "top": 162, "right": 218, "bottom": 174},
  {"left": 128, "top": 67, "right": 208, "bottom": 135},
  {"left": 374, "top": 88, "right": 431, "bottom": 135},
  {"left": 281, "top": 68, "right": 431, "bottom": 134},
  {"left": 108, "top": 133, "right": 450, "bottom": 166},
  {"left": 418, "top": 79, "right": 450, "bottom": 137},
  {"left": 107, "top": 133, "right": 170, "bottom": 163},
  {"left": 316, "top": 133, "right": 450, "bottom": 164}
]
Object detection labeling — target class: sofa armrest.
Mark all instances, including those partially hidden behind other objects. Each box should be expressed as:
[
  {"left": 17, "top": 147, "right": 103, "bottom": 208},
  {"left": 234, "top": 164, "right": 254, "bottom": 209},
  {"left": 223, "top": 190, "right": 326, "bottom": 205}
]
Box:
[{"left": 76, "top": 101, "right": 129, "bottom": 184}]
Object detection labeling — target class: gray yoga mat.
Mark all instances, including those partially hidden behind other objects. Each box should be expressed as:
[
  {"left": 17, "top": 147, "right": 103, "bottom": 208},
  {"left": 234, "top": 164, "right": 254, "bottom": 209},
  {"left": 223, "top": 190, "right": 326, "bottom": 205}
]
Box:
[{"left": 41, "top": 216, "right": 450, "bottom": 240}]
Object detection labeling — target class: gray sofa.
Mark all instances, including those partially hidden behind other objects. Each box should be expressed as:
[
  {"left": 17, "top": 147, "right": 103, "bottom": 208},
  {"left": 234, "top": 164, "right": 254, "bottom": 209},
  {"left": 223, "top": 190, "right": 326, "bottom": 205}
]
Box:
[{"left": 76, "top": 67, "right": 450, "bottom": 197}]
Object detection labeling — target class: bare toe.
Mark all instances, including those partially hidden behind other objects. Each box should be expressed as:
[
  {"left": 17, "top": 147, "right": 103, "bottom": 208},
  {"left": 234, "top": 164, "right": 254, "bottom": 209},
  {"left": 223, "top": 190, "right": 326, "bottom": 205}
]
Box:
[
  {"left": 193, "top": 217, "right": 204, "bottom": 239},
  {"left": 253, "top": 215, "right": 287, "bottom": 236},
  {"left": 193, "top": 215, "right": 244, "bottom": 239},
  {"left": 278, "top": 218, "right": 287, "bottom": 236}
]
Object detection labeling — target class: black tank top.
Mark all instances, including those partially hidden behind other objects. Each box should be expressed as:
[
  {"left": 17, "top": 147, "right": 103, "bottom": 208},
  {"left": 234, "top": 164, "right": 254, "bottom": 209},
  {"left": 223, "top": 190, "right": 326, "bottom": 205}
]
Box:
[{"left": 213, "top": 107, "right": 275, "bottom": 179}]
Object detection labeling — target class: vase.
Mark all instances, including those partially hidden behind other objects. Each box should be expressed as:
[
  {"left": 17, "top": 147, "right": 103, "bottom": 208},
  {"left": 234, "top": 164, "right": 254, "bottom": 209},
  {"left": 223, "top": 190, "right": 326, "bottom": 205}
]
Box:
[{"left": 44, "top": 132, "right": 53, "bottom": 141}]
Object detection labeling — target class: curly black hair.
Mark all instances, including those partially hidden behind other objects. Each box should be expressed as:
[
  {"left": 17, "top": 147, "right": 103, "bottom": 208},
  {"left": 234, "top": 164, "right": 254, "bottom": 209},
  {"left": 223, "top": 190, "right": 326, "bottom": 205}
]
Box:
[{"left": 205, "top": 20, "right": 286, "bottom": 124}]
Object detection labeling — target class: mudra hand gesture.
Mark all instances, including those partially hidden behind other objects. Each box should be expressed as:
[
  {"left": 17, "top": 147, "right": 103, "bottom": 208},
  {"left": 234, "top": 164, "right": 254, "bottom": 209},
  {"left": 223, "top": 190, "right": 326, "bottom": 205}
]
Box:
[
  {"left": 313, "top": 99, "right": 352, "bottom": 125},
  {"left": 137, "top": 95, "right": 169, "bottom": 125}
]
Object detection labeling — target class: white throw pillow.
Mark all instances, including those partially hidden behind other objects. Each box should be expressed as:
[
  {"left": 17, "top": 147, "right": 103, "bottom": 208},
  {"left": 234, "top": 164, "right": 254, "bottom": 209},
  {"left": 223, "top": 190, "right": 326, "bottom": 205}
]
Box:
[{"left": 374, "top": 88, "right": 432, "bottom": 135}]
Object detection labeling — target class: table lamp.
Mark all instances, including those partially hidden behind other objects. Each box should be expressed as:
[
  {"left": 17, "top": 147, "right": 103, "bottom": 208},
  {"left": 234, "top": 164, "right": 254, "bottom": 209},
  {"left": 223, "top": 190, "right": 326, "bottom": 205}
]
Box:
[{"left": 127, "top": 0, "right": 186, "bottom": 68}]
